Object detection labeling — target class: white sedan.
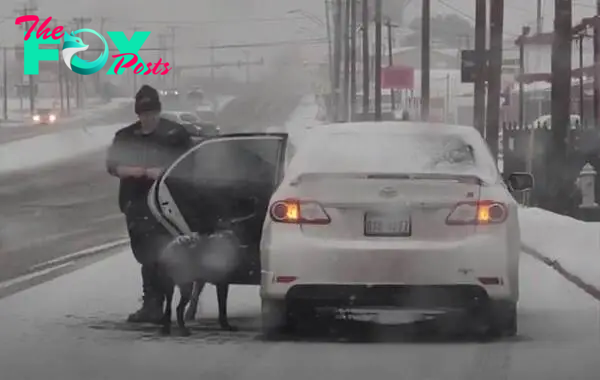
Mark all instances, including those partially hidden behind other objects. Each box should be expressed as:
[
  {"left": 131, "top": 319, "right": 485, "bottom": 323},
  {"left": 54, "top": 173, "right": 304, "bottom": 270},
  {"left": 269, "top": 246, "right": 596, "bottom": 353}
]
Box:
[
  {"left": 147, "top": 122, "right": 532, "bottom": 339},
  {"left": 260, "top": 122, "right": 532, "bottom": 338}
]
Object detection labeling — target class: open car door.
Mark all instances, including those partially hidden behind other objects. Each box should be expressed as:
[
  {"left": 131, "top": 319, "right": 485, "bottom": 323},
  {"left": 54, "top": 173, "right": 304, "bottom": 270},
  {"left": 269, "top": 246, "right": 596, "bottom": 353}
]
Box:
[{"left": 148, "top": 133, "right": 288, "bottom": 285}]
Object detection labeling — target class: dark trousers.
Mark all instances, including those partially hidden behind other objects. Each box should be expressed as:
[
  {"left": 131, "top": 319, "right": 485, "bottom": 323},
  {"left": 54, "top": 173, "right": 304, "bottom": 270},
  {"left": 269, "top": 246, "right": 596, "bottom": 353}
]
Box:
[{"left": 126, "top": 211, "right": 172, "bottom": 300}]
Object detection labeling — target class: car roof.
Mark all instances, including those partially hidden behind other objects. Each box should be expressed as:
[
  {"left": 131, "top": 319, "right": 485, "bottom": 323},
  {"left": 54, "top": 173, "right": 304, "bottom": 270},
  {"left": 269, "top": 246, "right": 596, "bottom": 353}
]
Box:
[{"left": 311, "top": 121, "right": 479, "bottom": 137}]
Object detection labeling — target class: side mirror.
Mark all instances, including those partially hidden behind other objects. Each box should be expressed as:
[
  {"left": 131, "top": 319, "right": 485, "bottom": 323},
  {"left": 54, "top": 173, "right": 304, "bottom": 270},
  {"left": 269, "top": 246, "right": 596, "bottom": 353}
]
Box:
[{"left": 505, "top": 172, "right": 534, "bottom": 192}]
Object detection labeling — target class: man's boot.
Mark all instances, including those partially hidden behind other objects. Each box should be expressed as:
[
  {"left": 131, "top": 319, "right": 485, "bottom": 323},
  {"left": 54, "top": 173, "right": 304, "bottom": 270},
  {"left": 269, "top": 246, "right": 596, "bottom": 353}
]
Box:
[{"left": 127, "top": 265, "right": 164, "bottom": 324}]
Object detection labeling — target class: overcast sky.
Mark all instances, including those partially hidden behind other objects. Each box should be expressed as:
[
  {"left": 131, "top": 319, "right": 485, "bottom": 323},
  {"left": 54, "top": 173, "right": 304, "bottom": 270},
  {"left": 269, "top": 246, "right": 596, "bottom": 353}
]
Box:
[{"left": 2, "top": 0, "right": 598, "bottom": 67}]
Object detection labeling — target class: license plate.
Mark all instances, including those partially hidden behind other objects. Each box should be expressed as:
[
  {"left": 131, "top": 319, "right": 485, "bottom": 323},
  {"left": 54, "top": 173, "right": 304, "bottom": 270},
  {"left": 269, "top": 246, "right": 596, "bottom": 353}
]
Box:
[{"left": 364, "top": 211, "right": 411, "bottom": 237}]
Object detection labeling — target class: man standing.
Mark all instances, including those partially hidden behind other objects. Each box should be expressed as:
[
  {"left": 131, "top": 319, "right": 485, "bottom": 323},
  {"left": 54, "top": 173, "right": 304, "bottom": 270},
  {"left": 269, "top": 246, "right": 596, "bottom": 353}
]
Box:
[{"left": 106, "top": 85, "right": 192, "bottom": 323}]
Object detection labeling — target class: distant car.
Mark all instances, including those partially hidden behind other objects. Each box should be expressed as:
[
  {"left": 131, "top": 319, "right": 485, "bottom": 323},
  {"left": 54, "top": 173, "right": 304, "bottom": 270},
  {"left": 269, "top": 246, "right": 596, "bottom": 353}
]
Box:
[
  {"left": 161, "top": 111, "right": 220, "bottom": 137},
  {"left": 187, "top": 89, "right": 205, "bottom": 103},
  {"left": 195, "top": 105, "right": 218, "bottom": 124},
  {"left": 32, "top": 109, "right": 58, "bottom": 125},
  {"left": 160, "top": 89, "right": 180, "bottom": 97}
]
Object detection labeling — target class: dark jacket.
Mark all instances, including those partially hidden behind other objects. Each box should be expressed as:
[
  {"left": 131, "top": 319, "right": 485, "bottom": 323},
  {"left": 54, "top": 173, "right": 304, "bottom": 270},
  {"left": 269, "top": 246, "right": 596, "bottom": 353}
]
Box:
[{"left": 106, "top": 118, "right": 192, "bottom": 215}]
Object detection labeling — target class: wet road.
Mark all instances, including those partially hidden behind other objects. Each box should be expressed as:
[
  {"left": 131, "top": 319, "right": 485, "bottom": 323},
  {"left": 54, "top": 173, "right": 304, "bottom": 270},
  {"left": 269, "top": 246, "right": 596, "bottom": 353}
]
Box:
[
  {"left": 0, "top": 251, "right": 598, "bottom": 379},
  {"left": 0, "top": 67, "right": 306, "bottom": 284}
]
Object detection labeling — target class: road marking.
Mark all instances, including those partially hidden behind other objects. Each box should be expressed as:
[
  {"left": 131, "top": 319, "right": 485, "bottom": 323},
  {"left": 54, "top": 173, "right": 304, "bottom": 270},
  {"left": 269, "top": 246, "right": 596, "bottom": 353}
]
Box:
[
  {"left": 29, "top": 238, "right": 130, "bottom": 272},
  {"left": 0, "top": 261, "right": 75, "bottom": 291}
]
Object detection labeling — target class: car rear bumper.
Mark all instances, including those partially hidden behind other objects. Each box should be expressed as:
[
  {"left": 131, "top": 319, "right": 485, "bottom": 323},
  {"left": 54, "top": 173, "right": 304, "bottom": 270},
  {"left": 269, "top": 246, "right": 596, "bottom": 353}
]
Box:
[{"left": 261, "top": 232, "right": 517, "bottom": 303}]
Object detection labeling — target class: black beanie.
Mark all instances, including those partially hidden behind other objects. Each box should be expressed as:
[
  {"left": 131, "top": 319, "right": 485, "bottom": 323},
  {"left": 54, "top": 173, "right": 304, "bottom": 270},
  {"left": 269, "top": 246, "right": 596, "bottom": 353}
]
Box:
[{"left": 135, "top": 85, "right": 161, "bottom": 114}]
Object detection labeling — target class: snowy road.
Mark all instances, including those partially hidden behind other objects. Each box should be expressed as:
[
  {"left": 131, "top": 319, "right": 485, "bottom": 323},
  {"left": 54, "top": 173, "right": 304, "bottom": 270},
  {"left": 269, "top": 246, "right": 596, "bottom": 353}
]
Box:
[
  {"left": 0, "top": 65, "right": 307, "bottom": 285},
  {"left": 0, "top": 251, "right": 597, "bottom": 380}
]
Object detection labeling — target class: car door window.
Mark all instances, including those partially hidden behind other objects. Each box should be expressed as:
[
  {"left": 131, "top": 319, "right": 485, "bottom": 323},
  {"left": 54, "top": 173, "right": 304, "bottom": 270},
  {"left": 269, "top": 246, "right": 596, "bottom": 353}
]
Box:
[{"left": 162, "top": 136, "right": 285, "bottom": 233}]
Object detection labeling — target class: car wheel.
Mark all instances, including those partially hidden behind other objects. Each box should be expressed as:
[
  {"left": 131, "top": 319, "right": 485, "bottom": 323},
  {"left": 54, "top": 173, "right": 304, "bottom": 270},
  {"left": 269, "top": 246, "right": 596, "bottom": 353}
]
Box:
[
  {"left": 261, "top": 299, "right": 292, "bottom": 339},
  {"left": 486, "top": 300, "right": 517, "bottom": 338}
]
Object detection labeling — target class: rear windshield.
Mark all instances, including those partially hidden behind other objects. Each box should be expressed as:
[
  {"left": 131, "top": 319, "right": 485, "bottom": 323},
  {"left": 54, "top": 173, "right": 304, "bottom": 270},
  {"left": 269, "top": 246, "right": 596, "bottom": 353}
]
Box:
[
  {"left": 291, "top": 131, "right": 497, "bottom": 180},
  {"left": 180, "top": 113, "right": 200, "bottom": 123}
]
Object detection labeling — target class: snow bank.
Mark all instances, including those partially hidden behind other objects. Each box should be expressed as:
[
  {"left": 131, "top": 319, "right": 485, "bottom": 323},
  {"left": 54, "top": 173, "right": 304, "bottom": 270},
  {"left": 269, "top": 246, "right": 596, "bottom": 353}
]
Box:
[
  {"left": 0, "top": 123, "right": 122, "bottom": 174},
  {"left": 0, "top": 96, "right": 234, "bottom": 175},
  {"left": 519, "top": 207, "right": 600, "bottom": 294}
]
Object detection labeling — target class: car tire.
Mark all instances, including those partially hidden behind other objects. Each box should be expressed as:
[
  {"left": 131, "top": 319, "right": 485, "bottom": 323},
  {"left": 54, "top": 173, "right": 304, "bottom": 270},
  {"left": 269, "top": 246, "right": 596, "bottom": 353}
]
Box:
[
  {"left": 261, "top": 299, "right": 292, "bottom": 340},
  {"left": 486, "top": 300, "right": 517, "bottom": 338}
]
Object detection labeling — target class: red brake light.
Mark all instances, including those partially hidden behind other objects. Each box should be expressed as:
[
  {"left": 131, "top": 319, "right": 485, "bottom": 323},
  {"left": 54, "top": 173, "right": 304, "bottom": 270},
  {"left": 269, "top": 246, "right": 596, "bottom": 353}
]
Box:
[
  {"left": 446, "top": 200, "right": 508, "bottom": 225},
  {"left": 269, "top": 198, "right": 331, "bottom": 224}
]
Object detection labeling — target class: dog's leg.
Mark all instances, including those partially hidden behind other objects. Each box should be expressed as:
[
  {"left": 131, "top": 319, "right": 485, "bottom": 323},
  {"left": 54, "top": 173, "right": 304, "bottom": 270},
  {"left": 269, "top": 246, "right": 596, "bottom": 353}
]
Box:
[
  {"left": 160, "top": 281, "right": 174, "bottom": 336},
  {"left": 176, "top": 283, "right": 193, "bottom": 337},
  {"left": 217, "top": 283, "right": 237, "bottom": 331},
  {"left": 185, "top": 281, "right": 206, "bottom": 321}
]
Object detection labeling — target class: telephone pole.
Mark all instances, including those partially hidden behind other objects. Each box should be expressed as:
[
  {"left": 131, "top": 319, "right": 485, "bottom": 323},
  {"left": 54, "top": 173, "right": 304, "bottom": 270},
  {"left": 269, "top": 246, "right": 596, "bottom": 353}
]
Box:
[
  {"left": 333, "top": 0, "right": 343, "bottom": 121},
  {"left": 421, "top": 0, "right": 431, "bottom": 121},
  {"left": 133, "top": 26, "right": 139, "bottom": 95},
  {"left": 15, "top": 2, "right": 38, "bottom": 115},
  {"left": 168, "top": 26, "right": 178, "bottom": 88},
  {"left": 72, "top": 17, "right": 92, "bottom": 108},
  {"left": 361, "top": 0, "right": 370, "bottom": 116},
  {"left": 386, "top": 19, "right": 396, "bottom": 112},
  {"left": 593, "top": 0, "right": 600, "bottom": 127},
  {"left": 51, "top": 19, "right": 64, "bottom": 114},
  {"left": 374, "top": 0, "right": 383, "bottom": 121},
  {"left": 350, "top": 0, "right": 357, "bottom": 119},
  {"left": 473, "top": 0, "right": 487, "bottom": 135},
  {"left": 548, "top": 0, "right": 572, "bottom": 211},
  {"left": 485, "top": 0, "right": 504, "bottom": 161},
  {"left": 158, "top": 33, "right": 169, "bottom": 89},
  {"left": 3, "top": 47, "right": 7, "bottom": 120},
  {"left": 342, "top": 0, "right": 351, "bottom": 121}
]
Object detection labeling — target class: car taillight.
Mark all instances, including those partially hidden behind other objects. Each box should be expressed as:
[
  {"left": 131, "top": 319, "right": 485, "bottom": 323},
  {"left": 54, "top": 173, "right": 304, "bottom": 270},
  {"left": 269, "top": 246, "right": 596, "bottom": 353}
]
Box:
[
  {"left": 446, "top": 200, "right": 508, "bottom": 225},
  {"left": 269, "top": 198, "right": 331, "bottom": 225}
]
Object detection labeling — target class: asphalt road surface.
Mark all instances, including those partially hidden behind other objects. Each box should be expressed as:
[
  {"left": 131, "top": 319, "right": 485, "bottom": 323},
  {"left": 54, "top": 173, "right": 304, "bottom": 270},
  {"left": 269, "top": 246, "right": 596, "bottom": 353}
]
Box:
[
  {"left": 0, "top": 69, "right": 306, "bottom": 284},
  {"left": 0, "top": 251, "right": 598, "bottom": 379}
]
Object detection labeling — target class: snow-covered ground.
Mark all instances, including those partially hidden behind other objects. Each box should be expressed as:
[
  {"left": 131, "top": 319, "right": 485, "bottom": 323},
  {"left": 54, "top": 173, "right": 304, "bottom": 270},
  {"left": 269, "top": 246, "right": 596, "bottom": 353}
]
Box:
[
  {"left": 1, "top": 94, "right": 600, "bottom": 378},
  {"left": 1, "top": 245, "right": 599, "bottom": 379},
  {"left": 0, "top": 96, "right": 235, "bottom": 175},
  {"left": 519, "top": 207, "right": 600, "bottom": 295}
]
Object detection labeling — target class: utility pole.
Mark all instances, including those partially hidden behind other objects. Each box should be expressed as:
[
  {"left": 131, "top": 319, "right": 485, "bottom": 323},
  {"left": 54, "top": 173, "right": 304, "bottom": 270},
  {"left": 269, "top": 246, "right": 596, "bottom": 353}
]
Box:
[
  {"left": 361, "top": 0, "right": 370, "bottom": 116},
  {"left": 96, "top": 16, "right": 106, "bottom": 94},
  {"left": 518, "top": 26, "right": 529, "bottom": 131},
  {"left": 350, "top": 0, "right": 357, "bottom": 119},
  {"left": 73, "top": 17, "right": 92, "bottom": 108},
  {"left": 133, "top": 26, "right": 139, "bottom": 95},
  {"left": 325, "top": 0, "right": 334, "bottom": 96},
  {"left": 594, "top": 0, "right": 600, "bottom": 127},
  {"left": 473, "top": 0, "right": 487, "bottom": 135},
  {"left": 16, "top": 2, "right": 38, "bottom": 115},
  {"left": 168, "top": 26, "right": 177, "bottom": 88},
  {"left": 342, "top": 0, "right": 351, "bottom": 121},
  {"left": 386, "top": 19, "right": 396, "bottom": 112},
  {"left": 486, "top": 0, "right": 504, "bottom": 162},
  {"left": 158, "top": 33, "right": 168, "bottom": 89},
  {"left": 51, "top": 19, "right": 64, "bottom": 114},
  {"left": 374, "top": 0, "right": 383, "bottom": 121},
  {"left": 421, "top": 0, "right": 431, "bottom": 121},
  {"left": 547, "top": 0, "right": 572, "bottom": 212},
  {"left": 3, "top": 47, "right": 7, "bottom": 120},
  {"left": 333, "top": 0, "right": 343, "bottom": 121}
]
